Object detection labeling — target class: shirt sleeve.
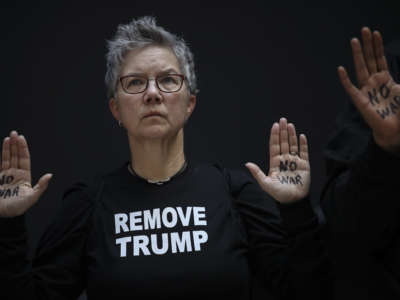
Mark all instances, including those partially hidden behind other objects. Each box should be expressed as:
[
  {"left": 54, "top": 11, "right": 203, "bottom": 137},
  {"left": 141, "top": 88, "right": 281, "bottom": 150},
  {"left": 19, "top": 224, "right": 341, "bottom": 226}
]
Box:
[
  {"left": 352, "top": 139, "right": 400, "bottom": 281},
  {"left": 356, "top": 137, "right": 400, "bottom": 181},
  {"left": 323, "top": 137, "right": 400, "bottom": 242},
  {"left": 0, "top": 181, "right": 97, "bottom": 300},
  {"left": 220, "top": 165, "right": 331, "bottom": 300},
  {"left": 321, "top": 138, "right": 400, "bottom": 297}
]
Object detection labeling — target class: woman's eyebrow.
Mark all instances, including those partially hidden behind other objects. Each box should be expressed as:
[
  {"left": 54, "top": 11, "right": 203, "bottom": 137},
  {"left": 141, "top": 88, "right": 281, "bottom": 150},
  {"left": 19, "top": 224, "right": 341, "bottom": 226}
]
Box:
[
  {"left": 123, "top": 68, "right": 180, "bottom": 77},
  {"left": 122, "top": 72, "right": 146, "bottom": 77},
  {"left": 158, "top": 68, "right": 180, "bottom": 74}
]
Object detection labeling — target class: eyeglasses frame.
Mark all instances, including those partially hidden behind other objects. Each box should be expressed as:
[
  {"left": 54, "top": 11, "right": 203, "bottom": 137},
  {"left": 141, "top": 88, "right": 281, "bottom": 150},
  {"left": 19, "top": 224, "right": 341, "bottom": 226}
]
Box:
[{"left": 119, "top": 74, "right": 186, "bottom": 94}]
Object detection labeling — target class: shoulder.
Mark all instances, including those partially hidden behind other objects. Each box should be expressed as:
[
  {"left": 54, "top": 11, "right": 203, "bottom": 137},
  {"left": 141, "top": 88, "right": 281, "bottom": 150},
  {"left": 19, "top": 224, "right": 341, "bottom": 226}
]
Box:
[
  {"left": 199, "top": 161, "right": 257, "bottom": 196},
  {"left": 61, "top": 164, "right": 127, "bottom": 207},
  {"left": 63, "top": 176, "right": 103, "bottom": 204}
]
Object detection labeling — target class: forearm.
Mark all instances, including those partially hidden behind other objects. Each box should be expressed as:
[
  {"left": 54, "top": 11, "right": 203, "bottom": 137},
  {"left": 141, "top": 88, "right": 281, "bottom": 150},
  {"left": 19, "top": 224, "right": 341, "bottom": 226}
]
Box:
[
  {"left": 0, "top": 198, "right": 88, "bottom": 300},
  {"left": 277, "top": 198, "right": 332, "bottom": 300},
  {"left": 245, "top": 196, "right": 331, "bottom": 299},
  {"left": 0, "top": 215, "right": 36, "bottom": 299}
]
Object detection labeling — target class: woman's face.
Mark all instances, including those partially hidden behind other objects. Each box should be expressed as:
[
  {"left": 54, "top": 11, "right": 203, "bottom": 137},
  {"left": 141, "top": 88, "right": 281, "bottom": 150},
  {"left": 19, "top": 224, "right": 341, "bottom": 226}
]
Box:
[{"left": 109, "top": 45, "right": 196, "bottom": 141}]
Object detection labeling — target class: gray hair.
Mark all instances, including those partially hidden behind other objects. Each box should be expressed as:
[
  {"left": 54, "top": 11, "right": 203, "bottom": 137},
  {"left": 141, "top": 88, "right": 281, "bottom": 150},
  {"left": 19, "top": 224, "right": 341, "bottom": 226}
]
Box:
[{"left": 105, "top": 16, "right": 198, "bottom": 99}]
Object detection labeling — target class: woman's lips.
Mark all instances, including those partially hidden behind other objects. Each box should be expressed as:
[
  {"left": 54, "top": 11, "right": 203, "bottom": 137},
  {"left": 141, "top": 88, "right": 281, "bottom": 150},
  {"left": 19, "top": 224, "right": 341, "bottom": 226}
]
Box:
[{"left": 144, "top": 113, "right": 164, "bottom": 118}]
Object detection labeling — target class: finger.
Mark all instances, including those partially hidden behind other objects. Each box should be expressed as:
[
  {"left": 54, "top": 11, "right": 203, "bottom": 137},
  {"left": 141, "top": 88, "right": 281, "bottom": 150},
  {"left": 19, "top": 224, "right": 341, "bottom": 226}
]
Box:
[
  {"left": 337, "top": 65, "right": 381, "bottom": 128},
  {"left": 299, "top": 134, "right": 309, "bottom": 161},
  {"left": 10, "top": 131, "right": 19, "bottom": 169},
  {"left": 245, "top": 162, "right": 267, "bottom": 187},
  {"left": 279, "top": 118, "right": 289, "bottom": 155},
  {"left": 288, "top": 123, "right": 298, "bottom": 155},
  {"left": 361, "top": 27, "right": 377, "bottom": 74},
  {"left": 269, "top": 122, "right": 280, "bottom": 169},
  {"left": 338, "top": 66, "right": 366, "bottom": 105},
  {"left": 373, "top": 30, "right": 388, "bottom": 71},
  {"left": 32, "top": 173, "right": 53, "bottom": 200},
  {"left": 341, "top": 65, "right": 386, "bottom": 130},
  {"left": 18, "top": 135, "right": 31, "bottom": 171},
  {"left": 2, "top": 137, "right": 11, "bottom": 170},
  {"left": 351, "top": 38, "right": 369, "bottom": 86}
]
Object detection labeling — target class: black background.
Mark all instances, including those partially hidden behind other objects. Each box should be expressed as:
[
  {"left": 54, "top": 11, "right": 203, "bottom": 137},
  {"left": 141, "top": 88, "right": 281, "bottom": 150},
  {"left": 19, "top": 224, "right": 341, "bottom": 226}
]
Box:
[{"left": 1, "top": 1, "right": 399, "bottom": 299}]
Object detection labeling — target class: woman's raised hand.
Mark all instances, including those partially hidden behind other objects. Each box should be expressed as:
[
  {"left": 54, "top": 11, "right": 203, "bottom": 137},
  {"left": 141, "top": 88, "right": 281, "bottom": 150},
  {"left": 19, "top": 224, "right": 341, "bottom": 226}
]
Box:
[
  {"left": 338, "top": 27, "right": 400, "bottom": 153},
  {"left": 245, "top": 118, "right": 310, "bottom": 204},
  {"left": 0, "top": 131, "right": 52, "bottom": 217}
]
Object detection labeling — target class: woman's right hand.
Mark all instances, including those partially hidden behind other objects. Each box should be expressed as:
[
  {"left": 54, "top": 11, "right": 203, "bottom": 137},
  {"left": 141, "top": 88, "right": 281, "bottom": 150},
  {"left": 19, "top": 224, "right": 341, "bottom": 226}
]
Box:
[
  {"left": 0, "top": 131, "right": 52, "bottom": 217},
  {"left": 338, "top": 27, "right": 400, "bottom": 154}
]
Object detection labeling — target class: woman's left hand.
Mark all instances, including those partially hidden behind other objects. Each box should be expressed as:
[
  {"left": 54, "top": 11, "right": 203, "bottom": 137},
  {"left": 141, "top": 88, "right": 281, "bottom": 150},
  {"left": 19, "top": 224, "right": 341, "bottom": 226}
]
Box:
[{"left": 245, "top": 118, "right": 311, "bottom": 204}]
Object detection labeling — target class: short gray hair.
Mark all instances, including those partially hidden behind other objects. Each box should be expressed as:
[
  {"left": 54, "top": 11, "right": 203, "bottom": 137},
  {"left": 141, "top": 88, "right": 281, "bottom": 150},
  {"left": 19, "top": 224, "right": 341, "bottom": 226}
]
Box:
[{"left": 105, "top": 16, "right": 198, "bottom": 99}]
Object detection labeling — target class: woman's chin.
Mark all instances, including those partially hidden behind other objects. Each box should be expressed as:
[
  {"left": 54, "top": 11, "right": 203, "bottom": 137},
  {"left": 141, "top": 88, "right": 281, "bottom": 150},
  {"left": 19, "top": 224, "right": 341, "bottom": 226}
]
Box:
[{"left": 137, "top": 125, "right": 176, "bottom": 140}]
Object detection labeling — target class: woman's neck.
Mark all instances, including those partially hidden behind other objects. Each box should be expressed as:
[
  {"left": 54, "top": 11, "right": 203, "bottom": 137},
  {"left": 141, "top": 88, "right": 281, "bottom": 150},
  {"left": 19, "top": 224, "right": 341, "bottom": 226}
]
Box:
[{"left": 127, "top": 130, "right": 186, "bottom": 182}]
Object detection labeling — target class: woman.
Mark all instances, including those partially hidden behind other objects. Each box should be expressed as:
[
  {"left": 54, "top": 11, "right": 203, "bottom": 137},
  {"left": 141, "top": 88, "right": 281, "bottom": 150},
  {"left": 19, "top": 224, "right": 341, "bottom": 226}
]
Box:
[{"left": 0, "top": 17, "right": 327, "bottom": 299}]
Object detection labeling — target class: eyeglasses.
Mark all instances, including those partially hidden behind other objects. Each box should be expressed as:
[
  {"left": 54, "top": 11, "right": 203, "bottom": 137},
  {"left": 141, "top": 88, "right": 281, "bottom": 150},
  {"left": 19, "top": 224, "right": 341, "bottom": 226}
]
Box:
[{"left": 119, "top": 74, "right": 186, "bottom": 94}]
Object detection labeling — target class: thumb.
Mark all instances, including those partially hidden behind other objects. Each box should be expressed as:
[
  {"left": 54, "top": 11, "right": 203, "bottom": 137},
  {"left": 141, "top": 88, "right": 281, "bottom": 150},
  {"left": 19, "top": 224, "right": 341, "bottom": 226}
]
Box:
[
  {"left": 245, "top": 162, "right": 267, "bottom": 185},
  {"left": 32, "top": 173, "right": 53, "bottom": 200},
  {"left": 246, "top": 162, "right": 277, "bottom": 195}
]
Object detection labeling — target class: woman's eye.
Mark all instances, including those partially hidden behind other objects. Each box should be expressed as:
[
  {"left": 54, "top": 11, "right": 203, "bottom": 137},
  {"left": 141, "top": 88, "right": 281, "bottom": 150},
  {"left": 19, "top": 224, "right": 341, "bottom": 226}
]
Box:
[
  {"left": 160, "top": 76, "right": 177, "bottom": 84},
  {"left": 128, "top": 78, "right": 144, "bottom": 86}
]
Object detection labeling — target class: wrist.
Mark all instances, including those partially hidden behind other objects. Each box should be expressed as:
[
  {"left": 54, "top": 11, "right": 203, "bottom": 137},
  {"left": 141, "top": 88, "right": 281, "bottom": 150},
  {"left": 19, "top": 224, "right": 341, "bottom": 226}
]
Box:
[
  {"left": 277, "top": 196, "right": 316, "bottom": 233},
  {"left": 373, "top": 133, "right": 400, "bottom": 156}
]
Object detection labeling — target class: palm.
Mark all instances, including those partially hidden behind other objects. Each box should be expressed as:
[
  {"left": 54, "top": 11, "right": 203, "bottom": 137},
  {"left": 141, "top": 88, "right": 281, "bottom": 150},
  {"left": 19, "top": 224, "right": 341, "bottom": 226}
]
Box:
[
  {"left": 268, "top": 151, "right": 310, "bottom": 202},
  {"left": 359, "top": 74, "right": 400, "bottom": 142},
  {"left": 0, "top": 131, "right": 52, "bottom": 217},
  {"left": 338, "top": 27, "right": 400, "bottom": 153},
  {"left": 246, "top": 118, "right": 310, "bottom": 204}
]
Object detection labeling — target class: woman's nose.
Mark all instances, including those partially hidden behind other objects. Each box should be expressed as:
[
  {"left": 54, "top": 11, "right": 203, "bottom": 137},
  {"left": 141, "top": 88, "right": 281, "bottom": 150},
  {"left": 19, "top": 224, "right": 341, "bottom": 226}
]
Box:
[{"left": 144, "top": 79, "right": 162, "bottom": 103}]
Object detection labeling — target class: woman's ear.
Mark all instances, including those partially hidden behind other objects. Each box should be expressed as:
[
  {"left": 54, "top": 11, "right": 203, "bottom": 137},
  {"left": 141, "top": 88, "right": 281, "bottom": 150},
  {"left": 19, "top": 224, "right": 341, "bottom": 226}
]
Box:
[
  {"left": 186, "top": 94, "right": 196, "bottom": 120},
  {"left": 109, "top": 98, "right": 120, "bottom": 121}
]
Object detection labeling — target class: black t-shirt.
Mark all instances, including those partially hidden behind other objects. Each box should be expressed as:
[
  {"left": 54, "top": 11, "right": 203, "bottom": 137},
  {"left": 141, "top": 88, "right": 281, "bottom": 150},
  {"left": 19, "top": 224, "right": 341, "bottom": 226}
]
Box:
[{"left": 0, "top": 161, "right": 328, "bottom": 300}]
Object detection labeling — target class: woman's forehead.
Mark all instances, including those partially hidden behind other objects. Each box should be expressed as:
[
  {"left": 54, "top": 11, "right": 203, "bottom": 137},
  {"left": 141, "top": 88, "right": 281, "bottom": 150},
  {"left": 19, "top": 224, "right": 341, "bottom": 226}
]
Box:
[{"left": 122, "top": 45, "right": 180, "bottom": 75}]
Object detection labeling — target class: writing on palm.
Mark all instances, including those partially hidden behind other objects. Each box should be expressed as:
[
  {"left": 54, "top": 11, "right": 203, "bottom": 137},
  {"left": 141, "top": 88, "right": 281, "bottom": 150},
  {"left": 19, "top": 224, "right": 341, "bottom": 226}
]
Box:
[
  {"left": 0, "top": 174, "right": 20, "bottom": 199},
  {"left": 361, "top": 74, "right": 400, "bottom": 120}
]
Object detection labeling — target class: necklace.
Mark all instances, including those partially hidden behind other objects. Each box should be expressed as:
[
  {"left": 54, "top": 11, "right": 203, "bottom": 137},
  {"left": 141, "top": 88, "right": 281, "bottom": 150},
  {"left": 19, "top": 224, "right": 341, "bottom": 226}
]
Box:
[{"left": 128, "top": 160, "right": 188, "bottom": 185}]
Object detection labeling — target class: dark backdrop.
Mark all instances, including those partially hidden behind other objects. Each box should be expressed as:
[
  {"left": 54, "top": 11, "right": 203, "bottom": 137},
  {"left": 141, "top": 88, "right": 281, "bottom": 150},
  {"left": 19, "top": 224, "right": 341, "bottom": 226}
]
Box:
[{"left": 1, "top": 1, "right": 399, "bottom": 299}]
